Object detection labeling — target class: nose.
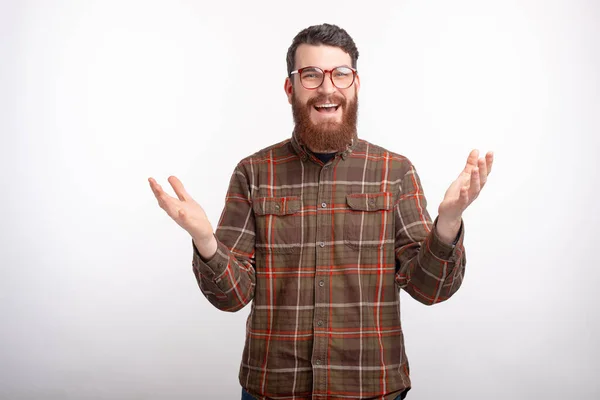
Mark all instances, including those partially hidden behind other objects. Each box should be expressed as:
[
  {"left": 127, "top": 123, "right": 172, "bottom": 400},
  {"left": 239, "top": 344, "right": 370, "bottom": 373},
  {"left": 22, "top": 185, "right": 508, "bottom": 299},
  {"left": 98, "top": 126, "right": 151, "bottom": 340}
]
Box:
[{"left": 317, "top": 71, "right": 336, "bottom": 95}]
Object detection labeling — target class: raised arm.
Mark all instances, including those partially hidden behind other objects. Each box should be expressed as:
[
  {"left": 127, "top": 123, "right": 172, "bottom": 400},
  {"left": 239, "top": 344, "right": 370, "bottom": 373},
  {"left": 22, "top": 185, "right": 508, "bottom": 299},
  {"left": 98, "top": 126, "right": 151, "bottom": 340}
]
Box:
[
  {"left": 394, "top": 151, "right": 493, "bottom": 304},
  {"left": 393, "top": 163, "right": 466, "bottom": 305},
  {"left": 149, "top": 167, "right": 256, "bottom": 312}
]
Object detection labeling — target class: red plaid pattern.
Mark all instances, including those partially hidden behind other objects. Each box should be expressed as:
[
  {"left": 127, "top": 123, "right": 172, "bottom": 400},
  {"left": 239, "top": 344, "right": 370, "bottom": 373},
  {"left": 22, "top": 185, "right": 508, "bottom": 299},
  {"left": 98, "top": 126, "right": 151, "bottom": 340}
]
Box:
[{"left": 192, "top": 133, "right": 466, "bottom": 400}]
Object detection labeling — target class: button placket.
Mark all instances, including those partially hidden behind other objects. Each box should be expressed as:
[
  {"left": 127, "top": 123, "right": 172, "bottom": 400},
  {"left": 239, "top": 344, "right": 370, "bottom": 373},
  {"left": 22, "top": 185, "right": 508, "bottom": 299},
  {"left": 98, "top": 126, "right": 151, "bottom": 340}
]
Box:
[{"left": 313, "top": 158, "right": 333, "bottom": 389}]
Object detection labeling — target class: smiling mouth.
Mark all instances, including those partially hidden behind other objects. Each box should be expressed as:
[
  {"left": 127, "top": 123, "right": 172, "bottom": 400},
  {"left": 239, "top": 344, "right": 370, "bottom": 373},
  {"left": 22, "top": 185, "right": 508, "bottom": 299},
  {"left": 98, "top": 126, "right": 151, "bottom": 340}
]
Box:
[{"left": 314, "top": 103, "right": 340, "bottom": 113}]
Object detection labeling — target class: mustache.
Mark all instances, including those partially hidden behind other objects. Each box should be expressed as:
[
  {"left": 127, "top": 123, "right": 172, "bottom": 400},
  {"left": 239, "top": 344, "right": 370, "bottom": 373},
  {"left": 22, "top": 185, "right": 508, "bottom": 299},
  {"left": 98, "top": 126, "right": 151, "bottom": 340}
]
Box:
[{"left": 306, "top": 95, "right": 347, "bottom": 108}]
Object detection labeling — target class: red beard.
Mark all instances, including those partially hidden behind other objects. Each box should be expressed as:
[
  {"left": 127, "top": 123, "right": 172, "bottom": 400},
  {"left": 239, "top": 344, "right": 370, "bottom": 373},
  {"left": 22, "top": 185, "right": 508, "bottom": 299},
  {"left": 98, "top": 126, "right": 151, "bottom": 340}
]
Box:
[{"left": 292, "top": 91, "right": 358, "bottom": 153}]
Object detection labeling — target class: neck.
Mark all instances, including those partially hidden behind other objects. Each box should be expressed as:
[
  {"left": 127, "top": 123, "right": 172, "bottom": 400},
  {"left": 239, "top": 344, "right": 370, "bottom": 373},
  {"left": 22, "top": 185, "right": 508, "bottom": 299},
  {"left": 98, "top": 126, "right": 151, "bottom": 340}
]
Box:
[{"left": 310, "top": 148, "right": 337, "bottom": 154}]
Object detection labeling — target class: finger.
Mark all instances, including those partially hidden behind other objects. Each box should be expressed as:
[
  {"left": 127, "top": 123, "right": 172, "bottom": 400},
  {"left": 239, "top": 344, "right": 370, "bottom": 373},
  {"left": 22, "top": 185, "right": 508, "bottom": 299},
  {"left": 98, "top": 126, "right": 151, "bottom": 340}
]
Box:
[
  {"left": 486, "top": 151, "right": 494, "bottom": 175},
  {"left": 463, "top": 149, "right": 479, "bottom": 172},
  {"left": 468, "top": 167, "right": 481, "bottom": 201},
  {"left": 457, "top": 166, "right": 473, "bottom": 184},
  {"left": 148, "top": 177, "right": 165, "bottom": 198},
  {"left": 459, "top": 186, "right": 469, "bottom": 207},
  {"left": 149, "top": 179, "right": 181, "bottom": 211},
  {"left": 168, "top": 176, "right": 189, "bottom": 202},
  {"left": 457, "top": 168, "right": 471, "bottom": 183},
  {"left": 478, "top": 157, "right": 488, "bottom": 188}
]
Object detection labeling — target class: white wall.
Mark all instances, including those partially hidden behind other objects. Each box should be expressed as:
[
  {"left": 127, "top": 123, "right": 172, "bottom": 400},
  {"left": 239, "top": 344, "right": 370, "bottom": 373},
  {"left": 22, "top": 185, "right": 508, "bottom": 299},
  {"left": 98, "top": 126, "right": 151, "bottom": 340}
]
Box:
[{"left": 1, "top": 0, "right": 598, "bottom": 399}]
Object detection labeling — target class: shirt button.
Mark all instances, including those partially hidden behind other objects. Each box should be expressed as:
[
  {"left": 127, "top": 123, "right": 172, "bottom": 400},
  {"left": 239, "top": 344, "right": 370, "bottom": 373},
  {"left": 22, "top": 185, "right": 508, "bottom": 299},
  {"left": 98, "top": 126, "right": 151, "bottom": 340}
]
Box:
[
  {"left": 321, "top": 202, "right": 327, "bottom": 208},
  {"left": 317, "top": 320, "right": 323, "bottom": 327},
  {"left": 319, "top": 280, "right": 325, "bottom": 287},
  {"left": 319, "top": 242, "right": 325, "bottom": 248},
  {"left": 369, "top": 198, "right": 376, "bottom": 205},
  {"left": 315, "top": 359, "right": 321, "bottom": 365},
  {"left": 275, "top": 204, "right": 280, "bottom": 210}
]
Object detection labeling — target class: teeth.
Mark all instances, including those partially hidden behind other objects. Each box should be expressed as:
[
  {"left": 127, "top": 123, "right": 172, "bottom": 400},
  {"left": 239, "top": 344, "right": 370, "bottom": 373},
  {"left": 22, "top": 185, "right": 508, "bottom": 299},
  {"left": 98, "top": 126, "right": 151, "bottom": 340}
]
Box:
[{"left": 315, "top": 104, "right": 338, "bottom": 108}]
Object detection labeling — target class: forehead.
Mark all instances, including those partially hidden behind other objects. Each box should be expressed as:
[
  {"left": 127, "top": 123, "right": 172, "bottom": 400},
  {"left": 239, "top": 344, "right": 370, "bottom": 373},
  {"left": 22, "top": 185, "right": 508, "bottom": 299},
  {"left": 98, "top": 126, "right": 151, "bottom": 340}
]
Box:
[{"left": 294, "top": 44, "right": 352, "bottom": 70}]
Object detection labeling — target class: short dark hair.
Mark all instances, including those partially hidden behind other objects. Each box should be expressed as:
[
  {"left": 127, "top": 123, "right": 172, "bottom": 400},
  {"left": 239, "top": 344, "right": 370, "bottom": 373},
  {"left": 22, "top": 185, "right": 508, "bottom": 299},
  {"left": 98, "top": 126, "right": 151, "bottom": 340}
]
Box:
[{"left": 286, "top": 23, "right": 359, "bottom": 77}]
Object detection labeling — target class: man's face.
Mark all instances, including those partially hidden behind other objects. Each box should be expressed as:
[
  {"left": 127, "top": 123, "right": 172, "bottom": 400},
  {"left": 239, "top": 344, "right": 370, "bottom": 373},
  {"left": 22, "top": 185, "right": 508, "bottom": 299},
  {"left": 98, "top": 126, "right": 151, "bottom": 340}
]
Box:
[{"left": 285, "top": 44, "right": 360, "bottom": 152}]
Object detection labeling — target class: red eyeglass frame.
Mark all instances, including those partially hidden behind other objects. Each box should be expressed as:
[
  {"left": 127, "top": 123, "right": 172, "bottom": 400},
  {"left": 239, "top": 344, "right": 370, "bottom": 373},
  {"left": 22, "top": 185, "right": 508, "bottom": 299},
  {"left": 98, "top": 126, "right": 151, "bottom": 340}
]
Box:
[{"left": 289, "top": 66, "right": 358, "bottom": 90}]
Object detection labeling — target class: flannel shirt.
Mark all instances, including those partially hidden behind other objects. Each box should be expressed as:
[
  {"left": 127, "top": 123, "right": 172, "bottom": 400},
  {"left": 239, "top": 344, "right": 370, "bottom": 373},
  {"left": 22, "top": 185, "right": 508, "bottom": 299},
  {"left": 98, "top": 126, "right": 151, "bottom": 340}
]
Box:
[{"left": 192, "top": 132, "right": 466, "bottom": 400}]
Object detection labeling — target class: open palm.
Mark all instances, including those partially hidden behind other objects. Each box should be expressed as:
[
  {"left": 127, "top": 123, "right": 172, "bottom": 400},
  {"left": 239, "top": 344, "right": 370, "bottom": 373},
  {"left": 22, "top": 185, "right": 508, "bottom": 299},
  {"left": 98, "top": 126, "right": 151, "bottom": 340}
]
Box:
[
  {"left": 148, "top": 176, "right": 214, "bottom": 243},
  {"left": 438, "top": 150, "right": 494, "bottom": 221}
]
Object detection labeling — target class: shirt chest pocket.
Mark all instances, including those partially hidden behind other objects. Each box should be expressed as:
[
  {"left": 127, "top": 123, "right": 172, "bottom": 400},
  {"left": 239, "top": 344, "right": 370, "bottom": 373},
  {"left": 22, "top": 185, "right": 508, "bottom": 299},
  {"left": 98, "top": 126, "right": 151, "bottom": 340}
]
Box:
[
  {"left": 344, "top": 192, "right": 395, "bottom": 249},
  {"left": 253, "top": 196, "right": 302, "bottom": 254}
]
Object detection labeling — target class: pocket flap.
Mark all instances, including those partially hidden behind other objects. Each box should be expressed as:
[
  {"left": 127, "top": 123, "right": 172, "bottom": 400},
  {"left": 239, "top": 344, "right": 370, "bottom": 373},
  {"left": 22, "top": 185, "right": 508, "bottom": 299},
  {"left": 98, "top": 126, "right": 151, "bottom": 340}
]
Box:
[
  {"left": 253, "top": 196, "right": 301, "bottom": 216},
  {"left": 346, "top": 192, "right": 394, "bottom": 211}
]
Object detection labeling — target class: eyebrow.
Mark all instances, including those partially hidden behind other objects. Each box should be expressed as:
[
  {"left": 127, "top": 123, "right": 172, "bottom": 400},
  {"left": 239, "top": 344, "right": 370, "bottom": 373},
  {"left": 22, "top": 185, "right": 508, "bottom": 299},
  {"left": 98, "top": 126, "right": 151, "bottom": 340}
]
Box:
[{"left": 298, "top": 64, "right": 353, "bottom": 70}]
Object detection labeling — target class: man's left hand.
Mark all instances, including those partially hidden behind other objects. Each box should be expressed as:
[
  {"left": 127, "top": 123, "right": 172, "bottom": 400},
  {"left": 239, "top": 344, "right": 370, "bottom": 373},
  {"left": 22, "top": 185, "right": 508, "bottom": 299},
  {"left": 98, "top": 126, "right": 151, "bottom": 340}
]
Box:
[{"left": 436, "top": 149, "right": 494, "bottom": 244}]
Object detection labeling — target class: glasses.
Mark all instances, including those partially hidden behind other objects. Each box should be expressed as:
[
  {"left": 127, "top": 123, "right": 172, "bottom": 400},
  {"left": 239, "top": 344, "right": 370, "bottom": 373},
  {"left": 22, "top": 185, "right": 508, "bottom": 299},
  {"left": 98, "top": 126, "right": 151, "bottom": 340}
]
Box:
[{"left": 290, "top": 66, "right": 357, "bottom": 90}]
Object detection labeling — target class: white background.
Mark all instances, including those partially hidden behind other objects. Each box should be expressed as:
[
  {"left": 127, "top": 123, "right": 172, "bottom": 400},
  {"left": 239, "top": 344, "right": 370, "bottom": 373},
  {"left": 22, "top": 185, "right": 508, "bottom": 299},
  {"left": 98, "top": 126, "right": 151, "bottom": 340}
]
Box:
[{"left": 1, "top": 0, "right": 599, "bottom": 399}]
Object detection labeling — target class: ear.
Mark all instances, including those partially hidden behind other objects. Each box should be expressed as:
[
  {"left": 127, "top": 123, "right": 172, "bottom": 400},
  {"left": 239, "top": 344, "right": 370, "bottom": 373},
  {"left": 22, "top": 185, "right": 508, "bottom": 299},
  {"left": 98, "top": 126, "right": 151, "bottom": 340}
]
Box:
[
  {"left": 354, "top": 73, "right": 361, "bottom": 94},
  {"left": 284, "top": 77, "right": 294, "bottom": 104}
]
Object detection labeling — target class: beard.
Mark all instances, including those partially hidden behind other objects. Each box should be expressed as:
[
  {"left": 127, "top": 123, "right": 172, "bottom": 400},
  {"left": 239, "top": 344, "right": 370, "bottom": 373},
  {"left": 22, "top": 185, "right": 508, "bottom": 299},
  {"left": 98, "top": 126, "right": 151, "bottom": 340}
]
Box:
[{"left": 291, "top": 90, "right": 358, "bottom": 153}]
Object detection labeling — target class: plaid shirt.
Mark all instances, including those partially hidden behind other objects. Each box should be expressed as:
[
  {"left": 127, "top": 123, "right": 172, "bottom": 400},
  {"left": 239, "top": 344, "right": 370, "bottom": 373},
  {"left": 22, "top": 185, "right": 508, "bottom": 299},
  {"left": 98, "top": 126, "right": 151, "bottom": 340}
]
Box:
[{"left": 192, "top": 132, "right": 466, "bottom": 400}]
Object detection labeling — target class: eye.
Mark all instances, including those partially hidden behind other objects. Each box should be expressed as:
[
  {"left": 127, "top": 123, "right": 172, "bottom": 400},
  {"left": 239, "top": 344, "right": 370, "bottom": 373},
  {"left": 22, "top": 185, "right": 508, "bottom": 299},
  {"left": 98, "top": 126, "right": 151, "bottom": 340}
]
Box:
[
  {"left": 334, "top": 67, "right": 352, "bottom": 77},
  {"left": 301, "top": 68, "right": 322, "bottom": 80}
]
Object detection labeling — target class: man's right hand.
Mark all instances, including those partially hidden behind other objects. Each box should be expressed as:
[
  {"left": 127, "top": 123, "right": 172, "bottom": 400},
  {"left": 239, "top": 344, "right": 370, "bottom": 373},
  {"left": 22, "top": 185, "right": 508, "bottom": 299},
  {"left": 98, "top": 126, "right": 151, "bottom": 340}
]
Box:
[{"left": 148, "top": 176, "right": 217, "bottom": 259}]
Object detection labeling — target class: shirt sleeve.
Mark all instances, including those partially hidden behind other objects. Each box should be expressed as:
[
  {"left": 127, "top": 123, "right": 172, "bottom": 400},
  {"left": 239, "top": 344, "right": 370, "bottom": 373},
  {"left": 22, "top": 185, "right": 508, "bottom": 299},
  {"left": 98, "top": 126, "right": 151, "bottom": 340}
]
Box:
[
  {"left": 394, "top": 164, "right": 467, "bottom": 305},
  {"left": 191, "top": 164, "right": 256, "bottom": 312}
]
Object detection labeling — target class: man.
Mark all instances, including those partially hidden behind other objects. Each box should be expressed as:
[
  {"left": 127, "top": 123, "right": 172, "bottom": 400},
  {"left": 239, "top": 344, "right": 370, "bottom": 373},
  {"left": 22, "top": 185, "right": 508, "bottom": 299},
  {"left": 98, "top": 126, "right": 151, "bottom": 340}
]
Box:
[{"left": 149, "top": 23, "right": 493, "bottom": 400}]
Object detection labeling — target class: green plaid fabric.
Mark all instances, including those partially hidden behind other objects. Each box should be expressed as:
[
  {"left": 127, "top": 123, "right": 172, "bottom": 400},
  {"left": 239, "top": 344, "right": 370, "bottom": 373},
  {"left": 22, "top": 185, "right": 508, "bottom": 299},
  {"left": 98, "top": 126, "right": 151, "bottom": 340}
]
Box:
[{"left": 192, "top": 133, "right": 466, "bottom": 400}]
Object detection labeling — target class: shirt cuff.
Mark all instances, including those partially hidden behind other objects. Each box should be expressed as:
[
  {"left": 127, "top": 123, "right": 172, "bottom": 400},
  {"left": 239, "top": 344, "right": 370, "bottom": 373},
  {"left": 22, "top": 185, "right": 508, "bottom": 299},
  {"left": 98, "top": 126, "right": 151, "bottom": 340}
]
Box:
[
  {"left": 428, "top": 217, "right": 464, "bottom": 261},
  {"left": 192, "top": 237, "right": 229, "bottom": 281}
]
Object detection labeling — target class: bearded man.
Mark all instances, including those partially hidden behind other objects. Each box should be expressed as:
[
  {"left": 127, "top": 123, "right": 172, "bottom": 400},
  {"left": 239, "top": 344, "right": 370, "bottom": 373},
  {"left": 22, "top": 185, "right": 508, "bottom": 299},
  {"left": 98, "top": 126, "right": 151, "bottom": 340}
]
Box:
[{"left": 149, "top": 23, "right": 493, "bottom": 400}]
